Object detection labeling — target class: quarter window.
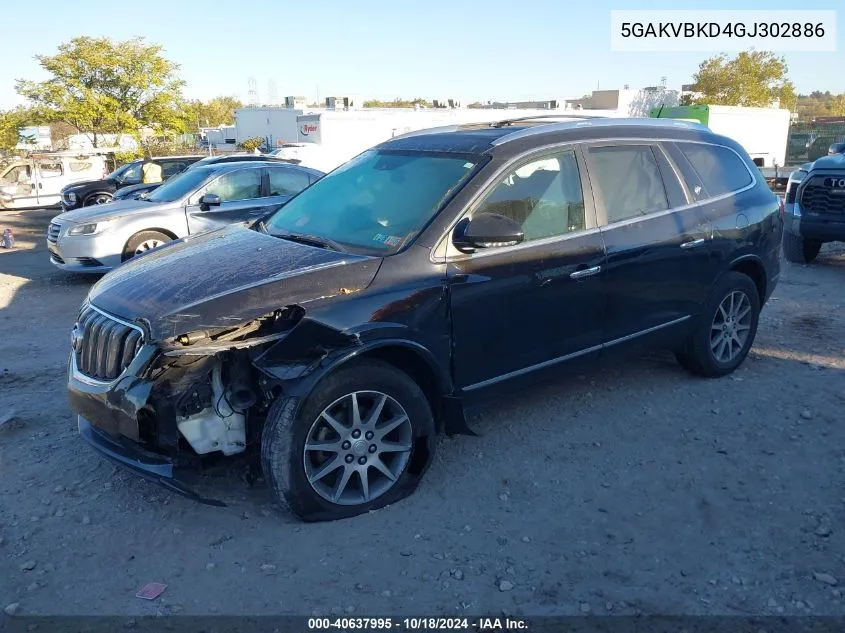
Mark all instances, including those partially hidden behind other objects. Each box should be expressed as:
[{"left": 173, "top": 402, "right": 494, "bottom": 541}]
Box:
[
  {"left": 588, "top": 145, "right": 669, "bottom": 224},
  {"left": 474, "top": 150, "right": 586, "bottom": 242},
  {"left": 204, "top": 169, "right": 261, "bottom": 202},
  {"left": 678, "top": 143, "right": 753, "bottom": 197},
  {"left": 268, "top": 167, "right": 311, "bottom": 196}
]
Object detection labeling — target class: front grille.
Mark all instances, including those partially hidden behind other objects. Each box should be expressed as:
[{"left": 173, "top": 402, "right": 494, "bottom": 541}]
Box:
[
  {"left": 800, "top": 177, "right": 845, "bottom": 215},
  {"left": 47, "top": 222, "right": 61, "bottom": 244},
  {"left": 74, "top": 306, "right": 144, "bottom": 382},
  {"left": 50, "top": 252, "right": 65, "bottom": 264}
]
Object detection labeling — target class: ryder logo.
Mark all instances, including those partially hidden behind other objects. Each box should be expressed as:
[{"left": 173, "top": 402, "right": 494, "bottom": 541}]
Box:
[{"left": 300, "top": 123, "right": 318, "bottom": 137}]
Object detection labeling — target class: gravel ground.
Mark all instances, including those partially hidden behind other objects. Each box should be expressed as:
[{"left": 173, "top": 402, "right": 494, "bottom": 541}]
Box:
[{"left": 1, "top": 207, "right": 844, "bottom": 618}]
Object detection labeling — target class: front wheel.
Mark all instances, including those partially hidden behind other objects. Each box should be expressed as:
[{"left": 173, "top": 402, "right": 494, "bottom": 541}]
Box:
[
  {"left": 122, "top": 230, "right": 172, "bottom": 261},
  {"left": 261, "top": 360, "right": 436, "bottom": 521},
  {"left": 676, "top": 271, "right": 760, "bottom": 378},
  {"left": 783, "top": 232, "right": 821, "bottom": 264},
  {"left": 83, "top": 192, "right": 113, "bottom": 206}
]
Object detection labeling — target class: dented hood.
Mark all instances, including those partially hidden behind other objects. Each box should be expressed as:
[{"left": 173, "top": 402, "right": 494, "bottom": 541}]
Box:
[{"left": 87, "top": 224, "right": 381, "bottom": 341}]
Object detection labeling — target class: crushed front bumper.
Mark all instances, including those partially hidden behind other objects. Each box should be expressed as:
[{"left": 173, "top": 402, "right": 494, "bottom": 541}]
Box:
[
  {"left": 69, "top": 347, "right": 226, "bottom": 507},
  {"left": 78, "top": 416, "right": 226, "bottom": 506}
]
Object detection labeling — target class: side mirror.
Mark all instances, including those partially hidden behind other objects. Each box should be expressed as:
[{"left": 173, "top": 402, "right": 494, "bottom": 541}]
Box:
[
  {"left": 828, "top": 142, "right": 845, "bottom": 156},
  {"left": 452, "top": 213, "right": 524, "bottom": 253},
  {"left": 199, "top": 193, "right": 221, "bottom": 210}
]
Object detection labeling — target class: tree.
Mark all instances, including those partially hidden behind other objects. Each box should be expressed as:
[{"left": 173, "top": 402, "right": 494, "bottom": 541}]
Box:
[
  {"left": 0, "top": 106, "right": 47, "bottom": 152},
  {"left": 185, "top": 96, "right": 242, "bottom": 131},
  {"left": 685, "top": 51, "right": 797, "bottom": 111},
  {"left": 16, "top": 36, "right": 187, "bottom": 147},
  {"left": 238, "top": 136, "right": 265, "bottom": 152},
  {"left": 795, "top": 92, "right": 845, "bottom": 121},
  {"left": 363, "top": 97, "right": 431, "bottom": 108}
]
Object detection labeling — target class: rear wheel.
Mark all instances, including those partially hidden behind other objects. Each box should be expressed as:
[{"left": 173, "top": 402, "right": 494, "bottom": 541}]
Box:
[
  {"left": 83, "top": 192, "right": 112, "bottom": 206},
  {"left": 122, "top": 230, "right": 172, "bottom": 261},
  {"left": 676, "top": 271, "right": 760, "bottom": 378},
  {"left": 261, "top": 360, "right": 436, "bottom": 521},
  {"left": 783, "top": 232, "right": 821, "bottom": 264}
]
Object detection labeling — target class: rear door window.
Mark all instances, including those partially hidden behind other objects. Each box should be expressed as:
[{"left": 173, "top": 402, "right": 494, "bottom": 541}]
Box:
[
  {"left": 676, "top": 143, "right": 753, "bottom": 197},
  {"left": 161, "top": 162, "right": 188, "bottom": 179},
  {"left": 38, "top": 162, "right": 63, "bottom": 178},
  {"left": 204, "top": 169, "right": 262, "bottom": 202},
  {"left": 268, "top": 167, "right": 311, "bottom": 196},
  {"left": 586, "top": 145, "right": 669, "bottom": 224}
]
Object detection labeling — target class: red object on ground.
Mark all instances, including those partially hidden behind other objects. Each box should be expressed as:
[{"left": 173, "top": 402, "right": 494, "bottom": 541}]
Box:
[{"left": 135, "top": 582, "right": 167, "bottom": 600}]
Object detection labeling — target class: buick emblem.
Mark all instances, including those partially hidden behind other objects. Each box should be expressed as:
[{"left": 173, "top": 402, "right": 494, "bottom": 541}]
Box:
[{"left": 70, "top": 325, "right": 83, "bottom": 351}]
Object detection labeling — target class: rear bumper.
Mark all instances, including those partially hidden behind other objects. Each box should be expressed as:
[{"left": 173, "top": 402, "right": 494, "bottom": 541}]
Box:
[{"left": 78, "top": 417, "right": 225, "bottom": 506}]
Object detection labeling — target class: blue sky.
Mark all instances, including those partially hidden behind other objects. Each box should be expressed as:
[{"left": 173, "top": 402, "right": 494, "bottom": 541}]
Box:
[{"left": 0, "top": 0, "right": 842, "bottom": 109}]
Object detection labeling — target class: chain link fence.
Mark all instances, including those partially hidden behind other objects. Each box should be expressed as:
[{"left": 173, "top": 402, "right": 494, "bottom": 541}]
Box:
[{"left": 786, "top": 123, "right": 845, "bottom": 164}]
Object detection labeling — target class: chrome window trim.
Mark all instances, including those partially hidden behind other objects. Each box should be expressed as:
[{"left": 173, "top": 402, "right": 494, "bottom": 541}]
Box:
[
  {"left": 432, "top": 136, "right": 758, "bottom": 262},
  {"left": 463, "top": 315, "right": 691, "bottom": 392},
  {"left": 70, "top": 304, "right": 145, "bottom": 387}
]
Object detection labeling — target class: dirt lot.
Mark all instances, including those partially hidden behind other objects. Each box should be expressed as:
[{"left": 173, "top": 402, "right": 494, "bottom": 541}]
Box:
[{"left": 1, "top": 207, "right": 845, "bottom": 618}]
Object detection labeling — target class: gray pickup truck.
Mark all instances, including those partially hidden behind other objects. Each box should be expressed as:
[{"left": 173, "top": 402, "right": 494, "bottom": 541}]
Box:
[{"left": 782, "top": 152, "right": 845, "bottom": 263}]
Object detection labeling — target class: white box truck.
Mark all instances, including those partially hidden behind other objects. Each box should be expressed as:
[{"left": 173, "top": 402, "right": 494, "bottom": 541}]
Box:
[
  {"left": 285, "top": 108, "right": 623, "bottom": 172},
  {"left": 650, "top": 104, "right": 791, "bottom": 168}
]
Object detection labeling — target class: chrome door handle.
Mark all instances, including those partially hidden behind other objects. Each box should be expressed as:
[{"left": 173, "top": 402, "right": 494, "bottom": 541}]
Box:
[
  {"left": 570, "top": 265, "right": 601, "bottom": 279},
  {"left": 680, "top": 238, "right": 706, "bottom": 250}
]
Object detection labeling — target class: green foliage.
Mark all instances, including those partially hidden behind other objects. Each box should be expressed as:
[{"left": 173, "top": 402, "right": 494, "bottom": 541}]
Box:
[
  {"left": 686, "top": 51, "right": 797, "bottom": 110},
  {"left": 112, "top": 150, "right": 142, "bottom": 166},
  {"left": 238, "top": 137, "right": 265, "bottom": 152},
  {"left": 0, "top": 106, "right": 53, "bottom": 152},
  {"left": 185, "top": 96, "right": 242, "bottom": 131},
  {"left": 363, "top": 98, "right": 431, "bottom": 108},
  {"left": 795, "top": 91, "right": 845, "bottom": 122},
  {"left": 15, "top": 36, "right": 187, "bottom": 147}
]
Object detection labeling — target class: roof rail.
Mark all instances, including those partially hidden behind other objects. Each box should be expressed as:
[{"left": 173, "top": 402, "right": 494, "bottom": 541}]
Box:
[{"left": 489, "top": 113, "right": 609, "bottom": 128}]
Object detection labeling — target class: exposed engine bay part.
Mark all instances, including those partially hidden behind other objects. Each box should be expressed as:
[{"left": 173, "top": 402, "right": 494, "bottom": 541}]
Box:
[
  {"left": 164, "top": 306, "right": 306, "bottom": 356},
  {"left": 176, "top": 357, "right": 249, "bottom": 456}
]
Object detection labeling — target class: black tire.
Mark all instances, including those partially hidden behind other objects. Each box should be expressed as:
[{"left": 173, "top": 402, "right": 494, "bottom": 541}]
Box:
[
  {"left": 261, "top": 360, "right": 436, "bottom": 521},
  {"left": 83, "top": 192, "right": 113, "bottom": 206},
  {"left": 783, "top": 232, "right": 822, "bottom": 264},
  {"left": 122, "top": 230, "right": 172, "bottom": 261},
  {"left": 676, "top": 271, "right": 760, "bottom": 378}
]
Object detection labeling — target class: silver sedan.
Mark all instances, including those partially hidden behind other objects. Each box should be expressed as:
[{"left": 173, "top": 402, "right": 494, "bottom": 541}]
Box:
[{"left": 47, "top": 161, "right": 323, "bottom": 273}]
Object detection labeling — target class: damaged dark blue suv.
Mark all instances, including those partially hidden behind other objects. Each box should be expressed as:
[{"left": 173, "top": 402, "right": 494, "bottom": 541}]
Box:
[{"left": 68, "top": 117, "right": 782, "bottom": 521}]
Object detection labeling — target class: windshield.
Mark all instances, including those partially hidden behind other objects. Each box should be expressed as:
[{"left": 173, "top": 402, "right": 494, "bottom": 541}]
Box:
[
  {"left": 146, "top": 168, "right": 212, "bottom": 203},
  {"left": 109, "top": 162, "right": 134, "bottom": 180},
  {"left": 265, "top": 150, "right": 478, "bottom": 254}
]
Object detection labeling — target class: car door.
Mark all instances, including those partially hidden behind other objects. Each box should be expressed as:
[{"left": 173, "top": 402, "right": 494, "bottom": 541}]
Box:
[
  {"left": 663, "top": 140, "right": 760, "bottom": 271},
  {"left": 448, "top": 146, "right": 607, "bottom": 392},
  {"left": 265, "top": 165, "right": 313, "bottom": 207},
  {"left": 0, "top": 164, "right": 38, "bottom": 208},
  {"left": 34, "top": 160, "right": 67, "bottom": 206},
  {"left": 583, "top": 141, "right": 714, "bottom": 344},
  {"left": 185, "top": 167, "right": 273, "bottom": 233}
]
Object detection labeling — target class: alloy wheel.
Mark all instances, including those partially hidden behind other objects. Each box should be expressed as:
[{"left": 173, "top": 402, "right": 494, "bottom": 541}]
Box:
[
  {"left": 303, "top": 391, "right": 413, "bottom": 505},
  {"left": 134, "top": 239, "right": 164, "bottom": 255},
  {"left": 710, "top": 290, "right": 752, "bottom": 363},
  {"left": 84, "top": 194, "right": 112, "bottom": 206}
]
